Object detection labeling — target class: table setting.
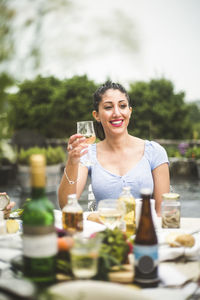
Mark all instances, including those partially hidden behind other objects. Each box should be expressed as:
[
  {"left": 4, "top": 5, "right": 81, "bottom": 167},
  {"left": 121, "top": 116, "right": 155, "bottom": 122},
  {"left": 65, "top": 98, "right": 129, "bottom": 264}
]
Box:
[
  {"left": 0, "top": 206, "right": 200, "bottom": 299},
  {"left": 49, "top": 209, "right": 200, "bottom": 299}
]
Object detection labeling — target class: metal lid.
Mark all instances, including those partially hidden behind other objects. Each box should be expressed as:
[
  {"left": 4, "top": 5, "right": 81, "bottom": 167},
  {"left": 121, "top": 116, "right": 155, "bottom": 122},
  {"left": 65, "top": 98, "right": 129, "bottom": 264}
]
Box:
[{"left": 162, "top": 193, "right": 180, "bottom": 201}]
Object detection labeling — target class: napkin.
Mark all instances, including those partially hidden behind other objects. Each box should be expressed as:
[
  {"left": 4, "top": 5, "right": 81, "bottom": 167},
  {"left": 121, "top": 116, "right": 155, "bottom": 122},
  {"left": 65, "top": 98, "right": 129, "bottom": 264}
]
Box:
[{"left": 158, "top": 231, "right": 200, "bottom": 261}]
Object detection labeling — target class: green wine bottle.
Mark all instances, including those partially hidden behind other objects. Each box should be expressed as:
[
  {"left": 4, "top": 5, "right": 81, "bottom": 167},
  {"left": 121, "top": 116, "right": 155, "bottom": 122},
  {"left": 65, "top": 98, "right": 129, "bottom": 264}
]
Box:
[{"left": 22, "top": 154, "right": 57, "bottom": 285}]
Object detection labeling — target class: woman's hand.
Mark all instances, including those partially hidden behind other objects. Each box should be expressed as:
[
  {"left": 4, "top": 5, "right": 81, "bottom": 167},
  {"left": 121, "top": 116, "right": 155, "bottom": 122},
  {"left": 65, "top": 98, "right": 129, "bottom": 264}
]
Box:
[
  {"left": 4, "top": 201, "right": 16, "bottom": 219},
  {"left": 67, "top": 134, "right": 88, "bottom": 165}
]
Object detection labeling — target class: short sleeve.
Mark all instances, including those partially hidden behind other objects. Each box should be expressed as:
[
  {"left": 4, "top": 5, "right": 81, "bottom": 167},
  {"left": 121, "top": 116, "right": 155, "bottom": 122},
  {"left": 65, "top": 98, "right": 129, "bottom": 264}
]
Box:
[
  {"left": 80, "top": 154, "right": 91, "bottom": 171},
  {"left": 79, "top": 144, "right": 96, "bottom": 172},
  {"left": 145, "top": 141, "right": 169, "bottom": 171}
]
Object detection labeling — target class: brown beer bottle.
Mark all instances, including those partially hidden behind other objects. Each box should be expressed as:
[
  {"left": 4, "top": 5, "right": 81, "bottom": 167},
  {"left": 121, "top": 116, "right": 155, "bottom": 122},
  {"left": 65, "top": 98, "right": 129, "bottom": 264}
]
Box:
[{"left": 133, "top": 188, "right": 159, "bottom": 287}]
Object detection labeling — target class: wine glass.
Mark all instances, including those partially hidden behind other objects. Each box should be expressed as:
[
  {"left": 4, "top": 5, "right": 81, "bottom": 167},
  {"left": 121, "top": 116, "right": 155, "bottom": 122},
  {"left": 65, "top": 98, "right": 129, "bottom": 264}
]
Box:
[
  {"left": 97, "top": 199, "right": 125, "bottom": 230},
  {"left": 77, "top": 121, "right": 96, "bottom": 166}
]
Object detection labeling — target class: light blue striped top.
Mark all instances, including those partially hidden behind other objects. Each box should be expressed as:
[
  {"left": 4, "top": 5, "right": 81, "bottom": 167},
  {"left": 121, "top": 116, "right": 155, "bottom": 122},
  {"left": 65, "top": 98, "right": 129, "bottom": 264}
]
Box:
[{"left": 80, "top": 140, "right": 169, "bottom": 205}]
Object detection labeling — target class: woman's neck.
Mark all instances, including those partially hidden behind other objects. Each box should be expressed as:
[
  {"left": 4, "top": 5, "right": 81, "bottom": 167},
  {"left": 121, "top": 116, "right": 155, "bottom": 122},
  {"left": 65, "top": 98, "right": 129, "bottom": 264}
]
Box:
[{"left": 104, "top": 132, "right": 132, "bottom": 151}]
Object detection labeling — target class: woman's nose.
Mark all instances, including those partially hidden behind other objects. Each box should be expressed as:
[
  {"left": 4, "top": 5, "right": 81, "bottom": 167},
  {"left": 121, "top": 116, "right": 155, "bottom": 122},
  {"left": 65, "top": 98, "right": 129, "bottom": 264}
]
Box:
[{"left": 113, "top": 106, "right": 121, "bottom": 116}]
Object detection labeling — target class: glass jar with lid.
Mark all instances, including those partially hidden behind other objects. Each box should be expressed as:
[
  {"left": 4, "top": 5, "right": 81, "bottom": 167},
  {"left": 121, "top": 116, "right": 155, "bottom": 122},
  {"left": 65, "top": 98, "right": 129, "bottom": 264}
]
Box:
[
  {"left": 161, "top": 193, "right": 180, "bottom": 228},
  {"left": 62, "top": 194, "right": 83, "bottom": 235}
]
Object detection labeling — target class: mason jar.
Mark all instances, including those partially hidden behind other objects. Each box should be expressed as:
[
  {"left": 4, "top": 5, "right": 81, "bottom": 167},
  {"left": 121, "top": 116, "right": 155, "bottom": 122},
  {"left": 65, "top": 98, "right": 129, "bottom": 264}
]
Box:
[{"left": 161, "top": 193, "right": 180, "bottom": 228}]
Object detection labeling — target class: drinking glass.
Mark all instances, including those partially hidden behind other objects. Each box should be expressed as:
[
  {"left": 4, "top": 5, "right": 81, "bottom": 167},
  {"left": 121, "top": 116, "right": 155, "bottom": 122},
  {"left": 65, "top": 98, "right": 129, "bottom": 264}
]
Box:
[
  {"left": 70, "top": 232, "right": 102, "bottom": 279},
  {"left": 77, "top": 121, "right": 96, "bottom": 166},
  {"left": 98, "top": 199, "right": 125, "bottom": 230}
]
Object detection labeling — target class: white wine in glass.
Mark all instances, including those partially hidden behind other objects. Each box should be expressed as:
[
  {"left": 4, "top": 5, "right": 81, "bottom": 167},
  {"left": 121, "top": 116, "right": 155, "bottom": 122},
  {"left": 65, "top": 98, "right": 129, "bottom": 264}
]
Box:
[
  {"left": 77, "top": 121, "right": 96, "bottom": 166},
  {"left": 98, "top": 199, "right": 125, "bottom": 230}
]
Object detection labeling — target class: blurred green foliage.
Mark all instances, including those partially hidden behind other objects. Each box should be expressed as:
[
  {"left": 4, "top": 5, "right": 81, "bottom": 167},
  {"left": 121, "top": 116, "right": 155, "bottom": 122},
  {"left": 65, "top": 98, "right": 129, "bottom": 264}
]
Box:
[
  {"left": 8, "top": 75, "right": 98, "bottom": 138},
  {"left": 164, "top": 145, "right": 181, "bottom": 158},
  {"left": 17, "top": 146, "right": 66, "bottom": 165},
  {"left": 8, "top": 75, "right": 200, "bottom": 139},
  {"left": 0, "top": 73, "right": 14, "bottom": 139},
  {"left": 128, "top": 78, "right": 193, "bottom": 139},
  {"left": 6, "top": 75, "right": 200, "bottom": 141},
  {"left": 185, "top": 146, "right": 200, "bottom": 160}
]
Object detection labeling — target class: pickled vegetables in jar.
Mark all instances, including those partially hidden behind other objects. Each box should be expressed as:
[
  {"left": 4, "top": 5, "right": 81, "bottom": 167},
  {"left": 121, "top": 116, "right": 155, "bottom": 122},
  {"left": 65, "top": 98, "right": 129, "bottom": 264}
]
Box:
[{"left": 161, "top": 193, "right": 180, "bottom": 228}]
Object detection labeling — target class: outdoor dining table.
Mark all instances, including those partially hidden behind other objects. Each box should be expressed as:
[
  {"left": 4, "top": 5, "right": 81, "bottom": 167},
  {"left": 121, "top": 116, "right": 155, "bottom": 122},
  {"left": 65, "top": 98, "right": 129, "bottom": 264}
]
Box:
[{"left": 0, "top": 211, "right": 199, "bottom": 300}]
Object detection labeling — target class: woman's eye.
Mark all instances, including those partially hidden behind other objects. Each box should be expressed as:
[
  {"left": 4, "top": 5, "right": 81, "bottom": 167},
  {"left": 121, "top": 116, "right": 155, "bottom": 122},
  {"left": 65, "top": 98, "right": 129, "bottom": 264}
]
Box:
[
  {"left": 120, "top": 104, "right": 127, "bottom": 109},
  {"left": 105, "top": 106, "right": 112, "bottom": 110}
]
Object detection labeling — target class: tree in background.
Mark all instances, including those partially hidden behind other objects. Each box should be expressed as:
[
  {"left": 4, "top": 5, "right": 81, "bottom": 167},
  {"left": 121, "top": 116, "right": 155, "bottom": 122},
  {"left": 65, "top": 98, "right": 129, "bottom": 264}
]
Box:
[
  {"left": 0, "top": 0, "right": 15, "bottom": 138},
  {"left": 8, "top": 75, "right": 199, "bottom": 140},
  {"left": 50, "top": 75, "right": 98, "bottom": 138},
  {"left": 128, "top": 78, "right": 193, "bottom": 139},
  {"left": 8, "top": 75, "right": 98, "bottom": 138}
]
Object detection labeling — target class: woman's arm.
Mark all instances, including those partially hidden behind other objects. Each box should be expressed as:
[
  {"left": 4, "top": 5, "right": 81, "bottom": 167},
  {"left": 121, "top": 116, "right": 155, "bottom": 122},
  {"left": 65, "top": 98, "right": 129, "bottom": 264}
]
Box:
[
  {"left": 58, "top": 162, "right": 88, "bottom": 209},
  {"left": 58, "top": 133, "right": 89, "bottom": 209},
  {"left": 152, "top": 162, "right": 170, "bottom": 216}
]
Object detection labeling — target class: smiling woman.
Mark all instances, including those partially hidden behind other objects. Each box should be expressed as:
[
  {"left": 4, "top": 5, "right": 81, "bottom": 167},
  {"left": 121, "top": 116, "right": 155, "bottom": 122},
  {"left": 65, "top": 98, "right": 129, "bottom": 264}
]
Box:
[{"left": 58, "top": 81, "right": 170, "bottom": 216}]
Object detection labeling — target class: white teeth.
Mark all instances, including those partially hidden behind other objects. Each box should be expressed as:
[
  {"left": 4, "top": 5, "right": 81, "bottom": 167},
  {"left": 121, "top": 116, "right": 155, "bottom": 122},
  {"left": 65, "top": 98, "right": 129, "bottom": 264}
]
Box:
[{"left": 111, "top": 120, "right": 122, "bottom": 124}]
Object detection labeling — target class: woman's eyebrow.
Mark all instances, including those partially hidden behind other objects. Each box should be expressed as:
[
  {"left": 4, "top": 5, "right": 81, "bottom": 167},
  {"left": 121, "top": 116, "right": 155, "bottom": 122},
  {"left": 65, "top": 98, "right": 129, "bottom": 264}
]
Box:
[{"left": 103, "top": 100, "right": 126, "bottom": 104}]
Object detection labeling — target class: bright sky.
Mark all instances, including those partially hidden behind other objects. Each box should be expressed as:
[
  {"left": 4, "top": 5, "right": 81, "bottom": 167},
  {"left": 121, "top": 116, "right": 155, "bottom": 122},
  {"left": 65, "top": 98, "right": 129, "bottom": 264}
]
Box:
[{"left": 12, "top": 0, "right": 200, "bottom": 102}]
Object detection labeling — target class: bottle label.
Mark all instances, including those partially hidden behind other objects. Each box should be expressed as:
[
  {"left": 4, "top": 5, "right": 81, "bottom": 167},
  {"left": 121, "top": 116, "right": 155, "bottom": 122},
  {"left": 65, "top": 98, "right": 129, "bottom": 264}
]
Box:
[
  {"left": 23, "top": 233, "right": 57, "bottom": 258},
  {"left": 23, "top": 224, "right": 55, "bottom": 235},
  {"left": 134, "top": 244, "right": 158, "bottom": 282}
]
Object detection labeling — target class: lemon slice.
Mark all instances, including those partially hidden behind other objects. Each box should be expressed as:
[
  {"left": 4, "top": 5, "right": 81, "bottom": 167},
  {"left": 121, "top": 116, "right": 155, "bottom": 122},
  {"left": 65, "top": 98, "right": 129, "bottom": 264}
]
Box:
[{"left": 6, "top": 219, "right": 19, "bottom": 233}]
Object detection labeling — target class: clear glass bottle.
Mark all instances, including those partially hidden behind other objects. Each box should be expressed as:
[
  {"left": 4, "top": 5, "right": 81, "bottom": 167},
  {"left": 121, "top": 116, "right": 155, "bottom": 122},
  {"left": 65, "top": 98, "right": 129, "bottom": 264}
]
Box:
[
  {"left": 88, "top": 184, "right": 97, "bottom": 211},
  {"left": 22, "top": 154, "right": 57, "bottom": 285},
  {"left": 134, "top": 188, "right": 159, "bottom": 288},
  {"left": 0, "top": 193, "right": 10, "bottom": 210},
  {"left": 0, "top": 211, "right": 6, "bottom": 234},
  {"left": 62, "top": 194, "right": 83, "bottom": 235},
  {"left": 118, "top": 186, "right": 136, "bottom": 236},
  {"left": 161, "top": 193, "right": 180, "bottom": 228}
]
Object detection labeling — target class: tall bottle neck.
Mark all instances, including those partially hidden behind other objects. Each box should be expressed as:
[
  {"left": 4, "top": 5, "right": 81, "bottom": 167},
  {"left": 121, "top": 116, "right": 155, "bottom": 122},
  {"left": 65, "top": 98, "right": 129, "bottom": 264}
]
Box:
[
  {"left": 30, "top": 154, "right": 46, "bottom": 199},
  {"left": 141, "top": 196, "right": 152, "bottom": 215},
  {"left": 31, "top": 187, "right": 46, "bottom": 199}
]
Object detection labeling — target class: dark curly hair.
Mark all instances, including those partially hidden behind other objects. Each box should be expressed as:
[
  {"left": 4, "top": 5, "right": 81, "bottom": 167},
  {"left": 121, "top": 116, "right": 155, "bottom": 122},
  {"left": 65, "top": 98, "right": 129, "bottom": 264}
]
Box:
[{"left": 93, "top": 81, "right": 131, "bottom": 140}]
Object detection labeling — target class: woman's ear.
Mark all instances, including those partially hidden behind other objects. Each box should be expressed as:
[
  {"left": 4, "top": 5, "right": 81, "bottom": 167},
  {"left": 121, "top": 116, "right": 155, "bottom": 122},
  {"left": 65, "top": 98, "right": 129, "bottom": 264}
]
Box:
[
  {"left": 92, "top": 110, "right": 100, "bottom": 122},
  {"left": 129, "top": 106, "right": 133, "bottom": 117}
]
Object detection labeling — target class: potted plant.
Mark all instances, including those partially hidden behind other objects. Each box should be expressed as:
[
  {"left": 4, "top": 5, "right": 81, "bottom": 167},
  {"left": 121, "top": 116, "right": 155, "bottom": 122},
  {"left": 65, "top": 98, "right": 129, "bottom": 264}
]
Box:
[
  {"left": 0, "top": 140, "right": 17, "bottom": 186},
  {"left": 17, "top": 146, "right": 66, "bottom": 193}
]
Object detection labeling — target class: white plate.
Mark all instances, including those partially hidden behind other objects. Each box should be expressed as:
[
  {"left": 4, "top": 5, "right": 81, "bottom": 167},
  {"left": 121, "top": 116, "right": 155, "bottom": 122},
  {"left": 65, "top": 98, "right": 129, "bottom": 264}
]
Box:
[{"left": 49, "top": 280, "right": 150, "bottom": 300}]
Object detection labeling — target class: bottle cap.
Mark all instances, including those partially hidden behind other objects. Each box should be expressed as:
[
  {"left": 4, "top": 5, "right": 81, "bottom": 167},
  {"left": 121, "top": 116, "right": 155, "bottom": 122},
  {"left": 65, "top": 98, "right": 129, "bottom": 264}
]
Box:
[
  {"left": 162, "top": 193, "right": 180, "bottom": 201},
  {"left": 123, "top": 186, "right": 131, "bottom": 190},
  {"left": 68, "top": 194, "right": 77, "bottom": 200},
  {"left": 140, "top": 188, "right": 152, "bottom": 196}
]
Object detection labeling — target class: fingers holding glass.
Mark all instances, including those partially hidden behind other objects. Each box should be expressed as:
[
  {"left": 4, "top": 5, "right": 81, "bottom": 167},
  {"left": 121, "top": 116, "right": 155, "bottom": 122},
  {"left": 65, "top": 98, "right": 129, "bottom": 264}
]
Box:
[{"left": 67, "top": 135, "right": 88, "bottom": 164}]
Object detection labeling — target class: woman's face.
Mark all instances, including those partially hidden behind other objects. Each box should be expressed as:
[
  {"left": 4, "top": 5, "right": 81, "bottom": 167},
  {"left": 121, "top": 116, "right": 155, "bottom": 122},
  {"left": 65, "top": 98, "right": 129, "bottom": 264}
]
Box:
[{"left": 93, "top": 89, "right": 132, "bottom": 137}]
